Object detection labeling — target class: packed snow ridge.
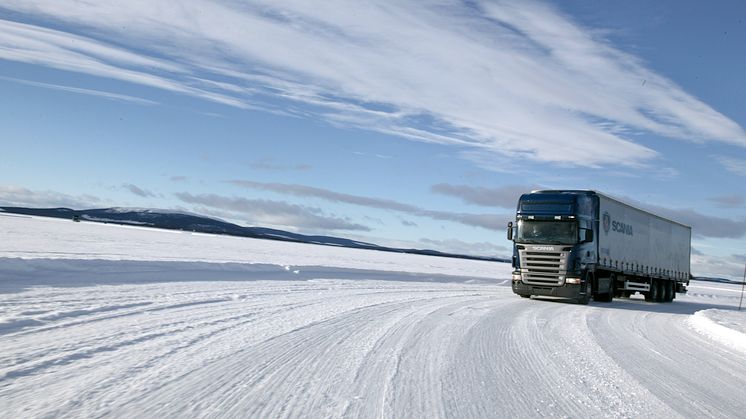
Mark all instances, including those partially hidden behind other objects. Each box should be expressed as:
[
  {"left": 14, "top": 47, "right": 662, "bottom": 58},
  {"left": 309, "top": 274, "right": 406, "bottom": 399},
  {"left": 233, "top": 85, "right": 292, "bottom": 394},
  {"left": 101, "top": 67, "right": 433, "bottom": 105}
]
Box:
[
  {"left": 1, "top": 215, "right": 746, "bottom": 418},
  {"left": 688, "top": 309, "right": 746, "bottom": 354}
]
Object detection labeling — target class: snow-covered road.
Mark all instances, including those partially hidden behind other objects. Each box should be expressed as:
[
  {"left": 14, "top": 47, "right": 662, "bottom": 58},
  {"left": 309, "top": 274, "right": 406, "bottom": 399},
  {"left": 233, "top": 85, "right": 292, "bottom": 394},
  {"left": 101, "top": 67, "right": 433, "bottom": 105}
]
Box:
[{"left": 2, "top": 215, "right": 745, "bottom": 418}]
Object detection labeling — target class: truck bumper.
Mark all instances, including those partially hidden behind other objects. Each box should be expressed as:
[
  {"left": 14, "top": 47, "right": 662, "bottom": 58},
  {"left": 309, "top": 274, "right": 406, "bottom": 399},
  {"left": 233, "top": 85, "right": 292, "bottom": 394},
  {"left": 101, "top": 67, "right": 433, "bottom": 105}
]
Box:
[{"left": 512, "top": 281, "right": 583, "bottom": 300}]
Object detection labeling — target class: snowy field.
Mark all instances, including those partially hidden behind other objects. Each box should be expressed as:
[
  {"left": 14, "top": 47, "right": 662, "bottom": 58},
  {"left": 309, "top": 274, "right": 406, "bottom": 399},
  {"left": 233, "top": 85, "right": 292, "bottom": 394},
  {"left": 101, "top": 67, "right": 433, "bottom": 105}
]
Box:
[{"left": 1, "top": 214, "right": 746, "bottom": 418}]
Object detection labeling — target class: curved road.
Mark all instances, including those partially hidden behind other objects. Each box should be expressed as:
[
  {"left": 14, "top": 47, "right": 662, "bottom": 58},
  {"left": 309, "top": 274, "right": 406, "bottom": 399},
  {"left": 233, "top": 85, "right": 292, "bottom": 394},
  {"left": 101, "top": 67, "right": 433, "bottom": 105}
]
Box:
[{"left": 2, "top": 275, "right": 744, "bottom": 418}]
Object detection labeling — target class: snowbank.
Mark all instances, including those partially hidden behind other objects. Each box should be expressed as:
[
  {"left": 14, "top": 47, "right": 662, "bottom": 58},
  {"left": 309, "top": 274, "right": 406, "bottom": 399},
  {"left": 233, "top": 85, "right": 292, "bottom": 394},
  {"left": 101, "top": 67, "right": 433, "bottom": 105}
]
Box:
[{"left": 687, "top": 309, "right": 746, "bottom": 354}]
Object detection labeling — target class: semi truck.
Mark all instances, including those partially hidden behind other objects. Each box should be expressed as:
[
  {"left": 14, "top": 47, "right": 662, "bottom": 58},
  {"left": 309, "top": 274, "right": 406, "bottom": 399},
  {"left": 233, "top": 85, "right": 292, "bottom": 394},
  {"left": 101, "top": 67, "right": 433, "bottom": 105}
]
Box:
[{"left": 507, "top": 190, "right": 691, "bottom": 304}]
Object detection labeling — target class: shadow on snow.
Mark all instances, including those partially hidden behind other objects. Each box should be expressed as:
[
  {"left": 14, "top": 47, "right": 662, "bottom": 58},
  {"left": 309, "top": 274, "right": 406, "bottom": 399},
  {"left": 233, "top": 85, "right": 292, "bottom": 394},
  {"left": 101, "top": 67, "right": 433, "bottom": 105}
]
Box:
[
  {"left": 0, "top": 257, "right": 503, "bottom": 294},
  {"left": 529, "top": 294, "right": 738, "bottom": 315}
]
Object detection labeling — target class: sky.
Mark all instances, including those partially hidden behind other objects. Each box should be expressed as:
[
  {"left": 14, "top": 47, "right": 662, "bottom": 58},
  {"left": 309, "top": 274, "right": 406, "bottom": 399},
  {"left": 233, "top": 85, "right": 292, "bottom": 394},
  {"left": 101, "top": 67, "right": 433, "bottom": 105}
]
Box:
[{"left": 0, "top": 0, "right": 745, "bottom": 279}]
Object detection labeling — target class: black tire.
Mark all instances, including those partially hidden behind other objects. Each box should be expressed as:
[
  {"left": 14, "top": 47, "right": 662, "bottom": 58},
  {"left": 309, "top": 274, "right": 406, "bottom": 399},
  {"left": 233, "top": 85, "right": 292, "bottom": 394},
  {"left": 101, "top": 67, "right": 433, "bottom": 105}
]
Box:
[
  {"left": 519, "top": 294, "right": 531, "bottom": 298},
  {"left": 577, "top": 289, "right": 591, "bottom": 305},
  {"left": 622, "top": 291, "right": 632, "bottom": 298},
  {"left": 645, "top": 278, "right": 658, "bottom": 302},
  {"left": 669, "top": 281, "right": 675, "bottom": 301},
  {"left": 595, "top": 292, "right": 612, "bottom": 302},
  {"left": 655, "top": 280, "right": 665, "bottom": 302},
  {"left": 611, "top": 274, "right": 624, "bottom": 297},
  {"left": 664, "top": 281, "right": 674, "bottom": 302},
  {"left": 595, "top": 275, "right": 614, "bottom": 303},
  {"left": 586, "top": 272, "right": 596, "bottom": 302}
]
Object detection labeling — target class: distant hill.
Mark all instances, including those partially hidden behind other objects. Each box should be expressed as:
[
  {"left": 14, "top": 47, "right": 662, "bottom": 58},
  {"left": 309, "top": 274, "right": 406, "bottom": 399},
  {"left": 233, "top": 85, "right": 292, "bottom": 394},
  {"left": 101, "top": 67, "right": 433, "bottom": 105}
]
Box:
[
  {"left": 692, "top": 276, "right": 744, "bottom": 285},
  {"left": 0, "top": 206, "right": 509, "bottom": 264}
]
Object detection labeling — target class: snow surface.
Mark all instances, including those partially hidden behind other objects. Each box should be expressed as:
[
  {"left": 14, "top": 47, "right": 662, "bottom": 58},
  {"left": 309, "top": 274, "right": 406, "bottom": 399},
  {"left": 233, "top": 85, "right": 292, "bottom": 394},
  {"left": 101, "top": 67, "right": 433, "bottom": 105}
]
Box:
[
  {"left": 687, "top": 309, "right": 746, "bottom": 354},
  {"left": 2, "top": 215, "right": 746, "bottom": 418}
]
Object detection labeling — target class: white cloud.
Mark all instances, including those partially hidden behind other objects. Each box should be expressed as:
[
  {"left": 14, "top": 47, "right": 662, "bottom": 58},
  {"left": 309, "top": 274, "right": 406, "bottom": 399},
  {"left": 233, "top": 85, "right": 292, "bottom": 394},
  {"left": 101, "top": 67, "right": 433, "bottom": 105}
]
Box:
[
  {"left": 0, "top": 185, "right": 103, "bottom": 208},
  {"left": 1, "top": 0, "right": 744, "bottom": 168},
  {"left": 431, "top": 183, "right": 541, "bottom": 208},
  {"left": 249, "top": 157, "right": 311, "bottom": 172},
  {"left": 0, "top": 76, "right": 158, "bottom": 105},
  {"left": 419, "top": 238, "right": 508, "bottom": 257},
  {"left": 224, "top": 179, "right": 509, "bottom": 230},
  {"left": 174, "top": 192, "right": 371, "bottom": 232},
  {"left": 0, "top": 18, "right": 249, "bottom": 108},
  {"left": 691, "top": 251, "right": 746, "bottom": 281},
  {"left": 121, "top": 183, "right": 156, "bottom": 198},
  {"left": 709, "top": 194, "right": 745, "bottom": 208},
  {"left": 714, "top": 155, "right": 746, "bottom": 177}
]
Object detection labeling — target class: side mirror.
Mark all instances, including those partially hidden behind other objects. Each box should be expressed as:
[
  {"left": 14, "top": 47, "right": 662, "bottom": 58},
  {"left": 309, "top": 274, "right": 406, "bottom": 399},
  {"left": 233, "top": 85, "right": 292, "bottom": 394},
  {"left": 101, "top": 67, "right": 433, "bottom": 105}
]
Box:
[{"left": 507, "top": 222, "right": 513, "bottom": 241}]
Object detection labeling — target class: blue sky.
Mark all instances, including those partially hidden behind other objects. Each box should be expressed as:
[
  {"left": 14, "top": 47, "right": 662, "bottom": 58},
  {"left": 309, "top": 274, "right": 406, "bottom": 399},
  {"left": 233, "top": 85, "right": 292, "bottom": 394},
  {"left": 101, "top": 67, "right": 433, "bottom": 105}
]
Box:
[{"left": 1, "top": 0, "right": 745, "bottom": 279}]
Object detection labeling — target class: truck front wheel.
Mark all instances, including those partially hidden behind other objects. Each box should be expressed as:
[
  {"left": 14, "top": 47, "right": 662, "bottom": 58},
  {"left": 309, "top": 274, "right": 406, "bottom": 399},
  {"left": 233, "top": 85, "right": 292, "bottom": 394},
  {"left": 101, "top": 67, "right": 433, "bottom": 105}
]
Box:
[
  {"left": 595, "top": 274, "right": 614, "bottom": 303},
  {"left": 577, "top": 273, "right": 593, "bottom": 304},
  {"left": 576, "top": 290, "right": 591, "bottom": 305}
]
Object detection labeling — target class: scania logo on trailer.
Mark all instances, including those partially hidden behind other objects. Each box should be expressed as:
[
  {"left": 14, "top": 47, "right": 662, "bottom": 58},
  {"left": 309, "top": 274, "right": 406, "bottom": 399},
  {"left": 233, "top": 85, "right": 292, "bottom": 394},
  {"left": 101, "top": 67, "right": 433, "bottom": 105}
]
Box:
[
  {"left": 603, "top": 211, "right": 633, "bottom": 237},
  {"left": 612, "top": 220, "right": 634, "bottom": 236}
]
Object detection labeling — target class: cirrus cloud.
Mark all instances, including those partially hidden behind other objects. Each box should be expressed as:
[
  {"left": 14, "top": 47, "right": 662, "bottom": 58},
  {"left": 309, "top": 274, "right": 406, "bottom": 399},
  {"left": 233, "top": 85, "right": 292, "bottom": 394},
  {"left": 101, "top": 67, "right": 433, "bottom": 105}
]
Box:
[
  {"left": 1, "top": 0, "right": 744, "bottom": 170},
  {"left": 0, "top": 185, "right": 103, "bottom": 208},
  {"left": 174, "top": 192, "right": 371, "bottom": 232},
  {"left": 224, "top": 179, "right": 508, "bottom": 231},
  {"left": 121, "top": 183, "right": 156, "bottom": 198},
  {"left": 431, "top": 184, "right": 541, "bottom": 208}
]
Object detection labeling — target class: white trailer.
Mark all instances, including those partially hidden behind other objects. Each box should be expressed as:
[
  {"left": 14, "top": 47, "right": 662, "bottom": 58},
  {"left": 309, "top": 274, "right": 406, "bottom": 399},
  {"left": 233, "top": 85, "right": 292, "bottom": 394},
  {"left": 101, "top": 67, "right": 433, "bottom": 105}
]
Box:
[{"left": 598, "top": 193, "right": 691, "bottom": 287}]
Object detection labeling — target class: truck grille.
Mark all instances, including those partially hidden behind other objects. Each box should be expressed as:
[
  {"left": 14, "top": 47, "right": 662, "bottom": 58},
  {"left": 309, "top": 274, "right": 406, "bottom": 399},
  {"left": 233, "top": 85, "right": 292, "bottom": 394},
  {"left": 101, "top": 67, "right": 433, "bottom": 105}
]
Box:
[{"left": 519, "top": 249, "right": 569, "bottom": 285}]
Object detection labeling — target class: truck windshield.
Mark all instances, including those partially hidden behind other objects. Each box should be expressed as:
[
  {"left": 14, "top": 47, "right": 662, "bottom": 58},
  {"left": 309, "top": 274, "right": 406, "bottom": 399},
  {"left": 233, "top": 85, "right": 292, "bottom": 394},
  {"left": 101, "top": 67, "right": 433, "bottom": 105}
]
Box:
[{"left": 515, "top": 220, "right": 578, "bottom": 244}]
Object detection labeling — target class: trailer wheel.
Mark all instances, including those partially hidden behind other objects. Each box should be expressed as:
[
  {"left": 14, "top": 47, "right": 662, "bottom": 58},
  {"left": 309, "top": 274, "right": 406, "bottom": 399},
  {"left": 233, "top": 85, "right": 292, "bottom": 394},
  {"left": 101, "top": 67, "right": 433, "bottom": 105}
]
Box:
[
  {"left": 663, "top": 281, "right": 674, "bottom": 302},
  {"left": 645, "top": 278, "right": 658, "bottom": 302},
  {"left": 668, "top": 281, "right": 675, "bottom": 302},
  {"left": 611, "top": 273, "right": 622, "bottom": 298},
  {"left": 655, "top": 280, "right": 665, "bottom": 302}
]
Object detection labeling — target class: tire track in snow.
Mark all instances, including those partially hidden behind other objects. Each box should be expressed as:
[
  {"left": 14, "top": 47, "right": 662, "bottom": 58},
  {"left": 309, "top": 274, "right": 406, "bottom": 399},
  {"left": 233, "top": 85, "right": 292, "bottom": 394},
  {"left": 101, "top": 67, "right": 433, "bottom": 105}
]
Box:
[
  {"left": 587, "top": 299, "right": 746, "bottom": 418},
  {"left": 122, "top": 292, "right": 493, "bottom": 418},
  {"left": 337, "top": 295, "right": 499, "bottom": 418},
  {"left": 2, "top": 281, "right": 493, "bottom": 417},
  {"left": 444, "top": 298, "right": 678, "bottom": 418},
  {"left": 3, "top": 278, "right": 746, "bottom": 418},
  {"left": 376, "top": 296, "right": 501, "bottom": 418}
]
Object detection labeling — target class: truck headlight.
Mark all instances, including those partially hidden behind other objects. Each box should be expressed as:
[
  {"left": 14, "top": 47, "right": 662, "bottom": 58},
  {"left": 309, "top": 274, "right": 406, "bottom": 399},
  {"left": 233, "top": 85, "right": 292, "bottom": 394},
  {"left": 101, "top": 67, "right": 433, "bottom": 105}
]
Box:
[
  {"left": 565, "top": 277, "right": 581, "bottom": 285},
  {"left": 512, "top": 273, "right": 522, "bottom": 282}
]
